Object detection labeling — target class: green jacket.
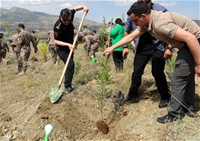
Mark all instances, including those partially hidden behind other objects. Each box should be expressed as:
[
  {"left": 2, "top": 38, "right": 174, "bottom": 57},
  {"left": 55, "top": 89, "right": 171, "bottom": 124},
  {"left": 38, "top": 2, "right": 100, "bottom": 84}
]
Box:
[{"left": 109, "top": 24, "right": 124, "bottom": 51}]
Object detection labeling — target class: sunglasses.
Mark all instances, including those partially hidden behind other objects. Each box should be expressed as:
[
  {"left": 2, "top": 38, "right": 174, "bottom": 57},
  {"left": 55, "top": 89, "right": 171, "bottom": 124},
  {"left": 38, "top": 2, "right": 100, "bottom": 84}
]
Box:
[{"left": 132, "top": 16, "right": 140, "bottom": 23}]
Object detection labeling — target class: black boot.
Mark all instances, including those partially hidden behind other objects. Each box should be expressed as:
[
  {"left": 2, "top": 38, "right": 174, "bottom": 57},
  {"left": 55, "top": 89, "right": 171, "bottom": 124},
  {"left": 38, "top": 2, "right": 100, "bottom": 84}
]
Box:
[
  {"left": 157, "top": 113, "right": 178, "bottom": 124},
  {"left": 124, "top": 96, "right": 139, "bottom": 103}
]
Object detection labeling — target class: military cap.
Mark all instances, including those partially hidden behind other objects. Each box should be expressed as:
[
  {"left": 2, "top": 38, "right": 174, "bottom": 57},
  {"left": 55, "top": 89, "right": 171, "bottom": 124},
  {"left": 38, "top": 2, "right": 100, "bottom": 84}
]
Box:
[{"left": 18, "top": 23, "right": 25, "bottom": 28}]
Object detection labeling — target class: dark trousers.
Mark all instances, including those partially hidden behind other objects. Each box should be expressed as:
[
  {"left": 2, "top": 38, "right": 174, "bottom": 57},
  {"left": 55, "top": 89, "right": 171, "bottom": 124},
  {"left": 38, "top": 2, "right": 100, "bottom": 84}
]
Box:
[
  {"left": 128, "top": 45, "right": 170, "bottom": 100},
  {"left": 112, "top": 51, "right": 123, "bottom": 71},
  {"left": 56, "top": 48, "right": 74, "bottom": 88},
  {"left": 169, "top": 44, "right": 198, "bottom": 117}
]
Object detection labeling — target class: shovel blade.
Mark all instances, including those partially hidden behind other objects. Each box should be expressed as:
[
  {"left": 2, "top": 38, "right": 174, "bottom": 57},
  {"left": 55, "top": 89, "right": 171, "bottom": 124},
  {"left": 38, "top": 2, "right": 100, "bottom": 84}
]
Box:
[{"left": 48, "top": 86, "right": 64, "bottom": 103}]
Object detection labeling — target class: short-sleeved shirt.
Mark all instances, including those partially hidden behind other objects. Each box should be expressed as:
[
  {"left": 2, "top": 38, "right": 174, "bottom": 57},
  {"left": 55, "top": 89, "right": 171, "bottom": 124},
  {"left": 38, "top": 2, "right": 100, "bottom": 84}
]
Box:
[
  {"left": 53, "top": 9, "right": 76, "bottom": 52},
  {"left": 138, "top": 10, "right": 200, "bottom": 49}
]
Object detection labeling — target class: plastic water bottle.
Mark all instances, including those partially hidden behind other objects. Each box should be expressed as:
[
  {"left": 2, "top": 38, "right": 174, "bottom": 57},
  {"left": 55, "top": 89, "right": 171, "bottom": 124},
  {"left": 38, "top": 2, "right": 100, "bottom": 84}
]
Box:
[{"left": 91, "top": 55, "right": 96, "bottom": 63}]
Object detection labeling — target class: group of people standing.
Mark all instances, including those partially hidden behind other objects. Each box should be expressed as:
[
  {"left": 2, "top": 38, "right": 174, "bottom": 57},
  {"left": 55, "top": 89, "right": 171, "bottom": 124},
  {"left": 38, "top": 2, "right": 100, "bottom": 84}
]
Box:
[
  {"left": 1, "top": 0, "right": 199, "bottom": 125},
  {"left": 104, "top": 0, "right": 200, "bottom": 124},
  {"left": 51, "top": 0, "right": 200, "bottom": 124}
]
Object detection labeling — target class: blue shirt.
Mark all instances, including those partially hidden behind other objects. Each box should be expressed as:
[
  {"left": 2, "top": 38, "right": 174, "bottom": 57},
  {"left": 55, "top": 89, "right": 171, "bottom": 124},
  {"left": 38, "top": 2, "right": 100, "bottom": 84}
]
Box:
[{"left": 125, "top": 3, "right": 167, "bottom": 52}]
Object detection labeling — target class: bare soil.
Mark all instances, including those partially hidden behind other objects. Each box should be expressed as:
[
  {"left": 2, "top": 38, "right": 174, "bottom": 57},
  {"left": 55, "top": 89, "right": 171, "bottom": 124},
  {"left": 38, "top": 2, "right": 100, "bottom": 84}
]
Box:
[{"left": 0, "top": 46, "right": 200, "bottom": 141}]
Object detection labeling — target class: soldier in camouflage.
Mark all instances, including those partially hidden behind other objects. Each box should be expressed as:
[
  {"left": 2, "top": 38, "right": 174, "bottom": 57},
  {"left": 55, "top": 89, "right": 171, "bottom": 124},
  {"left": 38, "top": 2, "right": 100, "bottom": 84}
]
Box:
[
  {"left": 0, "top": 33, "right": 9, "bottom": 64},
  {"left": 15, "top": 24, "right": 38, "bottom": 75},
  {"left": 82, "top": 26, "right": 93, "bottom": 55},
  {"left": 46, "top": 31, "right": 60, "bottom": 64},
  {"left": 10, "top": 29, "right": 23, "bottom": 73},
  {"left": 31, "top": 31, "right": 40, "bottom": 46},
  {"left": 78, "top": 34, "right": 100, "bottom": 58},
  {"left": 90, "top": 30, "right": 100, "bottom": 57}
]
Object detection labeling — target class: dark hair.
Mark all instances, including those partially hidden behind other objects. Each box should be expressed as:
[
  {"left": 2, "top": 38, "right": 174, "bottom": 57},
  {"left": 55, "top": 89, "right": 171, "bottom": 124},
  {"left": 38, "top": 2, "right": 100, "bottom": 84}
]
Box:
[
  {"left": 108, "top": 22, "right": 113, "bottom": 25},
  {"left": 83, "top": 26, "right": 87, "bottom": 28},
  {"left": 137, "top": 0, "right": 151, "bottom": 4},
  {"left": 60, "top": 8, "right": 72, "bottom": 21},
  {"left": 92, "top": 30, "right": 96, "bottom": 33},
  {"left": 127, "top": 1, "right": 151, "bottom": 17},
  {"left": 32, "top": 30, "right": 35, "bottom": 33},
  {"left": 0, "top": 33, "right": 3, "bottom": 38},
  {"left": 115, "top": 18, "right": 124, "bottom": 26},
  {"left": 78, "top": 35, "right": 83, "bottom": 42}
]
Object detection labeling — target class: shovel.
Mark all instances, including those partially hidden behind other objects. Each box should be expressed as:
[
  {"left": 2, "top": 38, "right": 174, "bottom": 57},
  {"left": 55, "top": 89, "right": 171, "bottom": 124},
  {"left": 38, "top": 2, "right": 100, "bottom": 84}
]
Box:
[{"left": 48, "top": 11, "right": 87, "bottom": 103}]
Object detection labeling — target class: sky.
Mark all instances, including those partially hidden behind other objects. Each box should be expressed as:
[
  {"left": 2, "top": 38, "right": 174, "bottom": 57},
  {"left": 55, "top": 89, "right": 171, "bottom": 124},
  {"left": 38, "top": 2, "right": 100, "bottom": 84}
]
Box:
[{"left": 0, "top": 0, "right": 200, "bottom": 23}]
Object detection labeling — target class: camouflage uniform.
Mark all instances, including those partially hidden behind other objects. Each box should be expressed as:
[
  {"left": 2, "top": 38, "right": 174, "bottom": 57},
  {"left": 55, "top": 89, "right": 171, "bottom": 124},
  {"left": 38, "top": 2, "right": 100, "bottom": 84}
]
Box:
[
  {"left": 84, "top": 35, "right": 99, "bottom": 57},
  {"left": 12, "top": 34, "right": 21, "bottom": 55},
  {"left": 0, "top": 39, "right": 9, "bottom": 63},
  {"left": 31, "top": 31, "right": 39, "bottom": 46},
  {"left": 90, "top": 33, "right": 100, "bottom": 57},
  {"left": 16, "top": 30, "right": 38, "bottom": 74},
  {"left": 82, "top": 28, "right": 93, "bottom": 52},
  {"left": 11, "top": 33, "right": 23, "bottom": 73},
  {"left": 47, "top": 31, "right": 60, "bottom": 64}
]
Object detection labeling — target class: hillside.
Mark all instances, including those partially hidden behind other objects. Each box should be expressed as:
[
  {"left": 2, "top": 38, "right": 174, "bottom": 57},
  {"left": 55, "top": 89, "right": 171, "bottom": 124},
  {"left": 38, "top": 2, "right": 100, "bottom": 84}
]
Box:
[
  {"left": 0, "top": 7, "right": 102, "bottom": 32},
  {"left": 0, "top": 7, "right": 200, "bottom": 33},
  {"left": 0, "top": 43, "right": 200, "bottom": 140}
]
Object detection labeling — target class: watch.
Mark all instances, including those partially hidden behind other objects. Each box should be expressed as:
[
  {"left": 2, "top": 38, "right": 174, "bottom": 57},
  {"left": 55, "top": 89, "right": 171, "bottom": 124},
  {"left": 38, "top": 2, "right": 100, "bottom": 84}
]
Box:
[{"left": 123, "top": 45, "right": 128, "bottom": 48}]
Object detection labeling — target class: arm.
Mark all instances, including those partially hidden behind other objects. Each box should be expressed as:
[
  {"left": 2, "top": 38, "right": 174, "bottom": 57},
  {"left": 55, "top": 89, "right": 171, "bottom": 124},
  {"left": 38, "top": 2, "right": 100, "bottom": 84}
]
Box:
[
  {"left": 30, "top": 35, "right": 38, "bottom": 53},
  {"left": 54, "top": 39, "right": 75, "bottom": 50},
  {"left": 174, "top": 28, "right": 200, "bottom": 76},
  {"left": 73, "top": 6, "right": 89, "bottom": 13},
  {"left": 103, "top": 28, "right": 144, "bottom": 55}
]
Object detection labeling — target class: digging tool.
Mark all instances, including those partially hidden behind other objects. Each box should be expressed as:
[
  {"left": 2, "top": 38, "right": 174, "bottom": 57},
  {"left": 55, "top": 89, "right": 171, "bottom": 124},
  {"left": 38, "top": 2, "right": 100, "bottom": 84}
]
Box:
[{"left": 48, "top": 11, "right": 87, "bottom": 103}]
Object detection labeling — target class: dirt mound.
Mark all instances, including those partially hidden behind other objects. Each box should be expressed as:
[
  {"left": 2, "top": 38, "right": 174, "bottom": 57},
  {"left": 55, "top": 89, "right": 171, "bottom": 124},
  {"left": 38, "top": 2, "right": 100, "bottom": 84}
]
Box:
[{"left": 1, "top": 46, "right": 200, "bottom": 141}]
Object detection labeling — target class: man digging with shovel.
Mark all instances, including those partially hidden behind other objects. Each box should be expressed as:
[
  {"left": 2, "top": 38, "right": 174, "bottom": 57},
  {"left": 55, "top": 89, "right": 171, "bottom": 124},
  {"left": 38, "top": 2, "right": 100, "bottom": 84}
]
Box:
[{"left": 48, "top": 5, "right": 89, "bottom": 103}]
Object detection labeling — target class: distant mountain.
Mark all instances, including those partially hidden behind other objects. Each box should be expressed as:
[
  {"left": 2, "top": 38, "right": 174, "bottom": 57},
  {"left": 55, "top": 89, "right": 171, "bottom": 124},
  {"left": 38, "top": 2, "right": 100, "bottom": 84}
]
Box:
[
  {"left": 0, "top": 7, "right": 102, "bottom": 32},
  {"left": 0, "top": 7, "right": 199, "bottom": 33}
]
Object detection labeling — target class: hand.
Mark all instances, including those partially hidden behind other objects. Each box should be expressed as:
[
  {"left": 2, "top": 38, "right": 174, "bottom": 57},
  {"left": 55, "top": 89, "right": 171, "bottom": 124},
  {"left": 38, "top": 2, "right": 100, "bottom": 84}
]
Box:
[
  {"left": 122, "top": 48, "right": 129, "bottom": 57},
  {"left": 195, "top": 64, "right": 200, "bottom": 77},
  {"left": 131, "top": 41, "right": 135, "bottom": 49},
  {"left": 83, "top": 6, "right": 89, "bottom": 13},
  {"left": 10, "top": 42, "right": 14, "bottom": 46},
  {"left": 163, "top": 49, "right": 172, "bottom": 60},
  {"left": 68, "top": 44, "right": 75, "bottom": 50},
  {"left": 103, "top": 46, "right": 114, "bottom": 56},
  {"left": 34, "top": 48, "right": 38, "bottom": 53}
]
